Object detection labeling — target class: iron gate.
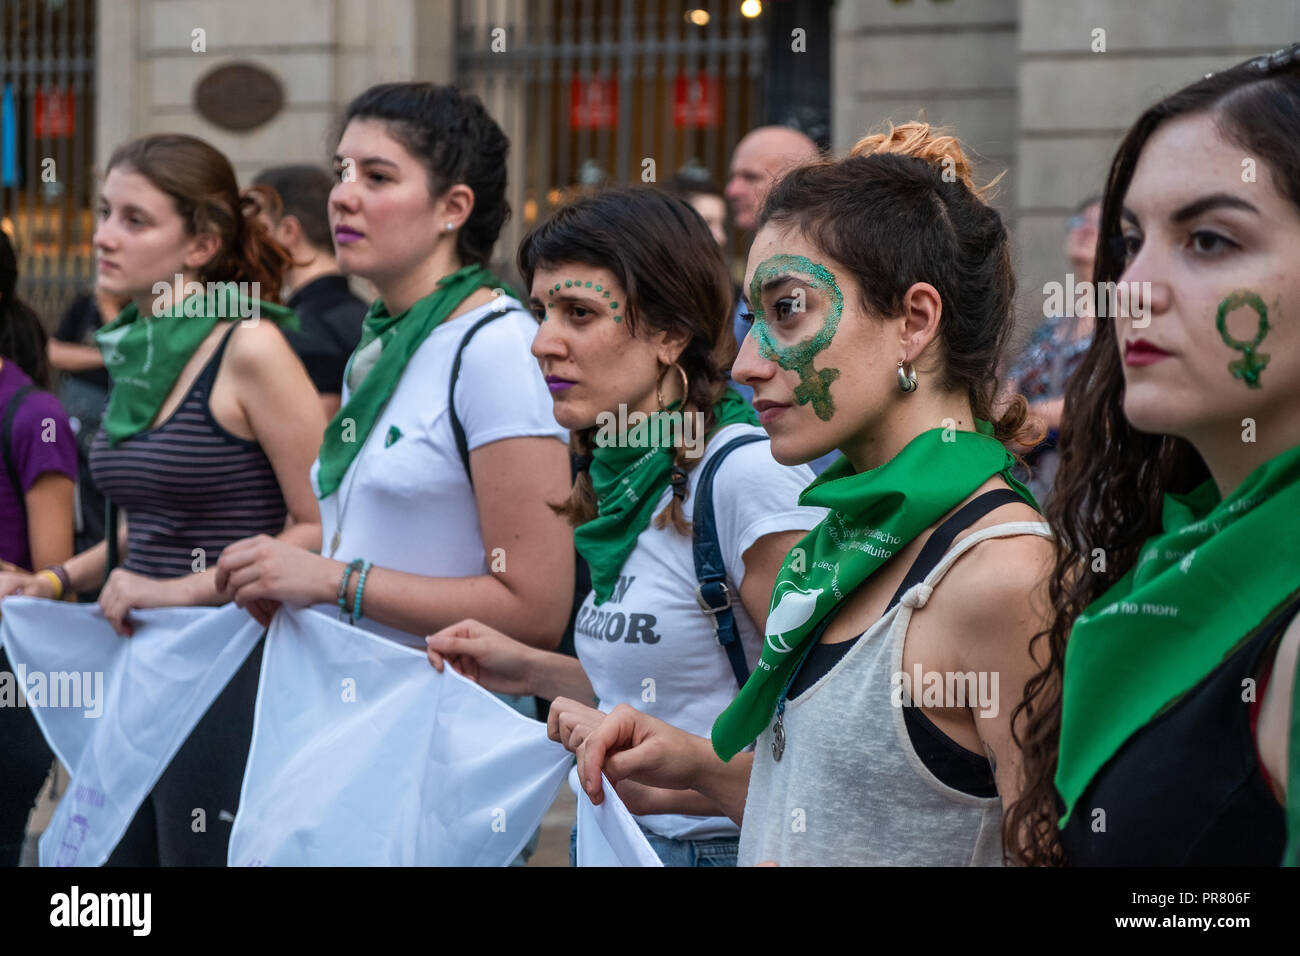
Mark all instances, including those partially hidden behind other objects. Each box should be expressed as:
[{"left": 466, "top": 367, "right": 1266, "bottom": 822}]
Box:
[
  {"left": 0, "top": 0, "right": 96, "bottom": 328},
  {"left": 454, "top": 0, "right": 768, "bottom": 278}
]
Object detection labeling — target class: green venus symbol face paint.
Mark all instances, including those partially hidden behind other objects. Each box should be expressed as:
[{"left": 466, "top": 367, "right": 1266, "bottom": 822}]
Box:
[
  {"left": 748, "top": 254, "right": 844, "bottom": 421},
  {"left": 1215, "top": 289, "right": 1271, "bottom": 388}
]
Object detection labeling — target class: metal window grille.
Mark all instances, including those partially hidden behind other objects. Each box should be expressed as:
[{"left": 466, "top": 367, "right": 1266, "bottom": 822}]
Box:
[
  {"left": 0, "top": 0, "right": 96, "bottom": 328},
  {"left": 454, "top": 0, "right": 766, "bottom": 284}
]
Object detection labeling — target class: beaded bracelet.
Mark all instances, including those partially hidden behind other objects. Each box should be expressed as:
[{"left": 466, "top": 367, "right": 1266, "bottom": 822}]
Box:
[
  {"left": 352, "top": 561, "right": 373, "bottom": 621},
  {"left": 337, "top": 558, "right": 363, "bottom": 620}
]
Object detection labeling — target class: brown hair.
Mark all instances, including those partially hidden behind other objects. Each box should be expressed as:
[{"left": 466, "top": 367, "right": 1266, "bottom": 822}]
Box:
[
  {"left": 1004, "top": 51, "right": 1300, "bottom": 866},
  {"left": 758, "top": 121, "right": 1034, "bottom": 446},
  {"left": 517, "top": 186, "right": 735, "bottom": 534},
  {"left": 106, "top": 134, "right": 291, "bottom": 301}
]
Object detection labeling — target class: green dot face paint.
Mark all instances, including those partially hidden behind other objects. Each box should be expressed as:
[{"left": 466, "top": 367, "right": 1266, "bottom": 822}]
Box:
[
  {"left": 748, "top": 254, "right": 844, "bottom": 421},
  {"left": 544, "top": 278, "right": 624, "bottom": 322},
  {"left": 1215, "top": 289, "right": 1271, "bottom": 388}
]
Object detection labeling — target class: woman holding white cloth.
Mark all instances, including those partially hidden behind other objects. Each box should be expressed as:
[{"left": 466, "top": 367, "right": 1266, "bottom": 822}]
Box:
[{"left": 426, "top": 187, "right": 825, "bottom": 866}]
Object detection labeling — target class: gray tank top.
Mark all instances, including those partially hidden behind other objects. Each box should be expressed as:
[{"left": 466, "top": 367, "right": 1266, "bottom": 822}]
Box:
[{"left": 737, "top": 520, "right": 1053, "bottom": 866}]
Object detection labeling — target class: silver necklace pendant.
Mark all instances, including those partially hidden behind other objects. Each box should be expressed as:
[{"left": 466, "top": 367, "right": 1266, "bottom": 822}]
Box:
[
  {"left": 329, "top": 530, "right": 341, "bottom": 558},
  {"left": 771, "top": 713, "right": 786, "bottom": 762}
]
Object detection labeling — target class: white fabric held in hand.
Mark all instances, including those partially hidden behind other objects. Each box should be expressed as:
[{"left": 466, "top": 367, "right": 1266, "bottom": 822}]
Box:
[
  {"left": 0, "top": 597, "right": 264, "bottom": 867},
  {"left": 575, "top": 773, "right": 664, "bottom": 867},
  {"left": 228, "top": 606, "right": 572, "bottom": 866}
]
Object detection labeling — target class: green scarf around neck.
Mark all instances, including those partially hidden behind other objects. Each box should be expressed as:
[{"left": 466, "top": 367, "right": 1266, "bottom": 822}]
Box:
[
  {"left": 575, "top": 387, "right": 759, "bottom": 605},
  {"left": 95, "top": 282, "right": 299, "bottom": 446},
  {"left": 1055, "top": 442, "right": 1300, "bottom": 865},
  {"left": 314, "top": 263, "right": 506, "bottom": 499},
  {"left": 711, "top": 420, "right": 1036, "bottom": 760}
]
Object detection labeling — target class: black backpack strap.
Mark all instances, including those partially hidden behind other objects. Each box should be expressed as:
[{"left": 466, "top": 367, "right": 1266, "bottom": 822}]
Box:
[
  {"left": 693, "top": 432, "right": 768, "bottom": 688},
  {"left": 2, "top": 384, "right": 36, "bottom": 502},
  {"left": 883, "top": 487, "right": 1032, "bottom": 615},
  {"left": 449, "top": 303, "right": 511, "bottom": 487}
]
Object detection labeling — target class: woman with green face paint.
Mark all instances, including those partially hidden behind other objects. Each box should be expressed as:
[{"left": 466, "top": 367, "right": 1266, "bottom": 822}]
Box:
[
  {"left": 572, "top": 123, "right": 1058, "bottom": 866},
  {"left": 1008, "top": 45, "right": 1300, "bottom": 867},
  {"left": 425, "top": 187, "right": 826, "bottom": 866}
]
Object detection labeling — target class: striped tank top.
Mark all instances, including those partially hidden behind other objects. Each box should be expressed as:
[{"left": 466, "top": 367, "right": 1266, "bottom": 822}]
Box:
[{"left": 90, "top": 323, "right": 288, "bottom": 578}]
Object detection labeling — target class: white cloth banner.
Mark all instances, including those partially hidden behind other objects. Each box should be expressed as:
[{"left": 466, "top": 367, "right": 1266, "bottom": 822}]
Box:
[
  {"left": 228, "top": 606, "right": 572, "bottom": 866},
  {"left": 575, "top": 773, "right": 664, "bottom": 867},
  {"left": 0, "top": 597, "right": 264, "bottom": 867}
]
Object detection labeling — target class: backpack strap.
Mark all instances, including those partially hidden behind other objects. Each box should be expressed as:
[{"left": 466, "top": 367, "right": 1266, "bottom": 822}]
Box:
[
  {"left": 2, "top": 384, "right": 36, "bottom": 503},
  {"left": 449, "top": 303, "right": 512, "bottom": 487},
  {"left": 693, "top": 431, "right": 768, "bottom": 688}
]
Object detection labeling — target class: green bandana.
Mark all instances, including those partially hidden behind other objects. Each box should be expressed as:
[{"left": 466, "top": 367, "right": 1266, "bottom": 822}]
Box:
[
  {"left": 711, "top": 421, "right": 1035, "bottom": 760},
  {"left": 314, "top": 264, "right": 507, "bottom": 499},
  {"left": 1055, "top": 443, "right": 1300, "bottom": 857},
  {"left": 96, "top": 283, "right": 299, "bottom": 446},
  {"left": 575, "top": 388, "right": 759, "bottom": 604}
]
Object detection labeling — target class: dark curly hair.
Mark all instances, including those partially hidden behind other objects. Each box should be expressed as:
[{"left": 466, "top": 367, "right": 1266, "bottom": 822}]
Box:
[
  {"left": 1004, "top": 48, "right": 1300, "bottom": 866},
  {"left": 336, "top": 83, "right": 511, "bottom": 267}
]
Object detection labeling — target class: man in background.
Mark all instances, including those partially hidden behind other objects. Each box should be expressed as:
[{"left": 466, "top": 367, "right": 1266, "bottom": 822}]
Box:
[{"left": 249, "top": 165, "right": 367, "bottom": 419}]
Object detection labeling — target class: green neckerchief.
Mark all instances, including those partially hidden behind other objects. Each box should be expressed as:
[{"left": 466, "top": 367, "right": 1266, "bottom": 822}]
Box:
[
  {"left": 711, "top": 420, "right": 1035, "bottom": 760},
  {"left": 314, "top": 263, "right": 505, "bottom": 499},
  {"left": 1055, "top": 442, "right": 1300, "bottom": 863},
  {"left": 95, "top": 282, "right": 299, "bottom": 446},
  {"left": 575, "top": 388, "right": 759, "bottom": 604}
]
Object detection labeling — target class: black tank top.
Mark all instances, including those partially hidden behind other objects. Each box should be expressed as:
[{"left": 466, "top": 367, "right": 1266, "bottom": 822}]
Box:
[
  {"left": 1058, "top": 593, "right": 1298, "bottom": 866},
  {"left": 90, "top": 323, "right": 289, "bottom": 578}
]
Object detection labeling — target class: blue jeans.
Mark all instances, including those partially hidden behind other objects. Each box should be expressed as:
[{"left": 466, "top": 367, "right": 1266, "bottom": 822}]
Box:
[{"left": 568, "top": 822, "right": 739, "bottom": 867}]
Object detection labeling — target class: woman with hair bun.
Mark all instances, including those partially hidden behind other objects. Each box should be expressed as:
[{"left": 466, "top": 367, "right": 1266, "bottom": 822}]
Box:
[
  {"left": 0, "top": 132, "right": 326, "bottom": 865},
  {"left": 572, "top": 123, "right": 1056, "bottom": 866},
  {"left": 215, "top": 85, "right": 574, "bottom": 702}
]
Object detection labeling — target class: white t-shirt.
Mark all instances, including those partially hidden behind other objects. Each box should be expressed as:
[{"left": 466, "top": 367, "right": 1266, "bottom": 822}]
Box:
[
  {"left": 568, "top": 422, "right": 826, "bottom": 841},
  {"left": 310, "top": 296, "right": 568, "bottom": 646}
]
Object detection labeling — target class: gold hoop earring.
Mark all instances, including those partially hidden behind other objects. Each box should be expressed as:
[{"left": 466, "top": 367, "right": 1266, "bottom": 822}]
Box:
[
  {"left": 897, "top": 360, "right": 918, "bottom": 393},
  {"left": 657, "top": 362, "right": 690, "bottom": 412}
]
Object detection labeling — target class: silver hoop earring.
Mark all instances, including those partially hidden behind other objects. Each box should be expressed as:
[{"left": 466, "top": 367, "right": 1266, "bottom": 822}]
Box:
[{"left": 897, "top": 360, "right": 918, "bottom": 393}]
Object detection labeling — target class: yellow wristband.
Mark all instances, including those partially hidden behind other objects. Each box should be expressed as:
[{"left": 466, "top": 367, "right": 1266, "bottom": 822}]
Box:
[{"left": 35, "top": 569, "right": 63, "bottom": 600}]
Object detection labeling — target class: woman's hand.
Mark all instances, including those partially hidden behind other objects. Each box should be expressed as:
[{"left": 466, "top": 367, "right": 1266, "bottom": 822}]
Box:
[
  {"left": 97, "top": 568, "right": 191, "bottom": 636},
  {"left": 0, "top": 570, "right": 52, "bottom": 600},
  {"left": 547, "top": 696, "right": 607, "bottom": 753},
  {"left": 575, "top": 704, "right": 707, "bottom": 805},
  {"left": 425, "top": 618, "right": 543, "bottom": 697},
  {"left": 215, "top": 534, "right": 333, "bottom": 614}
]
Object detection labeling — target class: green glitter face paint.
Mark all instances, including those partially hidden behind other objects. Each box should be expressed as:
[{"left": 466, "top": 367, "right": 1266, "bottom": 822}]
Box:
[
  {"left": 747, "top": 254, "right": 844, "bottom": 420},
  {"left": 1215, "top": 289, "right": 1271, "bottom": 388},
  {"left": 544, "top": 278, "right": 623, "bottom": 322}
]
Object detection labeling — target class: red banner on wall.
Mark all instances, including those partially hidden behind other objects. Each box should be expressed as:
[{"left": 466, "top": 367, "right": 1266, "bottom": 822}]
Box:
[
  {"left": 34, "top": 87, "right": 75, "bottom": 138},
  {"left": 569, "top": 75, "right": 619, "bottom": 129},
  {"left": 673, "top": 73, "right": 718, "bottom": 128}
]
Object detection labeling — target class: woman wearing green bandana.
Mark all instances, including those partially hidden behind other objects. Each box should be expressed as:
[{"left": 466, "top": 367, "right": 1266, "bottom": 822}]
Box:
[
  {"left": 571, "top": 125, "right": 1058, "bottom": 866},
  {"left": 425, "top": 188, "right": 824, "bottom": 866},
  {"left": 0, "top": 134, "right": 328, "bottom": 866},
  {"left": 1006, "top": 48, "right": 1300, "bottom": 867},
  {"left": 214, "top": 87, "right": 574, "bottom": 707}
]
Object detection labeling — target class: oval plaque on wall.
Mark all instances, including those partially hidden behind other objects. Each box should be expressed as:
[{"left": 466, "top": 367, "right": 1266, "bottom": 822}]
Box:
[{"left": 193, "top": 62, "right": 284, "bottom": 132}]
